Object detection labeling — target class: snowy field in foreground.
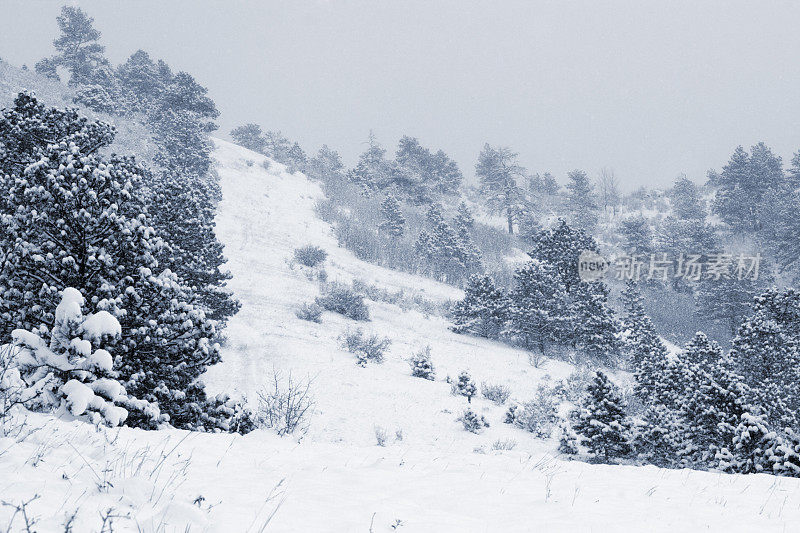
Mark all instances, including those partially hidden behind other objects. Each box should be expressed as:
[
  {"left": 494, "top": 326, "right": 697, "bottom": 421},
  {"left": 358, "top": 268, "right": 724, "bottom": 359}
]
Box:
[{"left": 2, "top": 139, "right": 799, "bottom": 532}]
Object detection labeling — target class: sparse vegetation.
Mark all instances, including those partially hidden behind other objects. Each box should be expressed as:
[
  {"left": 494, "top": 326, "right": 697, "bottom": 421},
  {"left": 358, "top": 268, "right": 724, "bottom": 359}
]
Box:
[
  {"left": 256, "top": 370, "right": 315, "bottom": 436},
  {"left": 480, "top": 382, "right": 510, "bottom": 405},
  {"left": 316, "top": 282, "right": 370, "bottom": 321},
  {"left": 409, "top": 346, "right": 435, "bottom": 380},
  {"left": 459, "top": 409, "right": 490, "bottom": 434},
  {"left": 374, "top": 426, "right": 389, "bottom": 446},
  {"left": 293, "top": 245, "right": 328, "bottom": 267},
  {"left": 295, "top": 302, "right": 323, "bottom": 323},
  {"left": 452, "top": 371, "right": 478, "bottom": 403},
  {"left": 339, "top": 329, "right": 391, "bottom": 366}
]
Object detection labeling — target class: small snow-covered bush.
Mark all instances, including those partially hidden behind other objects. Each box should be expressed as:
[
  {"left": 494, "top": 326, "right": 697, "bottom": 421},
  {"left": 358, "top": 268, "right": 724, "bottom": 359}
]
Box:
[
  {"left": 316, "top": 282, "right": 370, "bottom": 321},
  {"left": 409, "top": 346, "right": 435, "bottom": 380},
  {"left": 3, "top": 288, "right": 162, "bottom": 428},
  {"left": 205, "top": 393, "right": 257, "bottom": 434},
  {"left": 514, "top": 386, "right": 559, "bottom": 438},
  {"left": 256, "top": 370, "right": 314, "bottom": 436},
  {"left": 295, "top": 302, "right": 323, "bottom": 323},
  {"left": 374, "top": 425, "right": 389, "bottom": 446},
  {"left": 554, "top": 367, "right": 594, "bottom": 403},
  {"left": 340, "top": 329, "right": 391, "bottom": 366},
  {"left": 452, "top": 371, "right": 477, "bottom": 403},
  {"left": 293, "top": 245, "right": 328, "bottom": 267},
  {"left": 481, "top": 382, "right": 510, "bottom": 405},
  {"left": 503, "top": 404, "right": 520, "bottom": 425},
  {"left": 459, "top": 409, "right": 490, "bottom": 434},
  {"left": 558, "top": 417, "right": 580, "bottom": 456}
]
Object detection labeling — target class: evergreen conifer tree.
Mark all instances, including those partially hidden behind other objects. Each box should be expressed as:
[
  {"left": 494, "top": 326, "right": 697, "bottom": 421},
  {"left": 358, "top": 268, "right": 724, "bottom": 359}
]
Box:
[
  {"left": 475, "top": 144, "right": 526, "bottom": 234},
  {"left": 455, "top": 371, "right": 477, "bottom": 403},
  {"left": 504, "top": 262, "right": 570, "bottom": 352},
  {"left": 573, "top": 372, "right": 633, "bottom": 463},
  {"left": 566, "top": 170, "right": 599, "bottom": 231},
  {"left": 379, "top": 195, "right": 406, "bottom": 237},
  {"left": 451, "top": 275, "right": 508, "bottom": 339}
]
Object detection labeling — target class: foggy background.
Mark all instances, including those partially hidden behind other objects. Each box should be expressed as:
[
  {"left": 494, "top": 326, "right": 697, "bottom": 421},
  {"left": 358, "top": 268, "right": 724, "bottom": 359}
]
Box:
[{"left": 2, "top": 0, "right": 799, "bottom": 189}]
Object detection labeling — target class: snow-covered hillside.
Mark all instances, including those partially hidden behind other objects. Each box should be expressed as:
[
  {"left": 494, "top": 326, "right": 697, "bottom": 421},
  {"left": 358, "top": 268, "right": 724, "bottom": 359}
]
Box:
[{"left": 2, "top": 140, "right": 800, "bottom": 532}]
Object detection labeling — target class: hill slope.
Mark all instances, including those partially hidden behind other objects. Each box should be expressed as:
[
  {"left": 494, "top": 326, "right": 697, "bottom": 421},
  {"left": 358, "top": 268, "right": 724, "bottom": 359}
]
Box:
[{"left": 1, "top": 139, "right": 799, "bottom": 532}]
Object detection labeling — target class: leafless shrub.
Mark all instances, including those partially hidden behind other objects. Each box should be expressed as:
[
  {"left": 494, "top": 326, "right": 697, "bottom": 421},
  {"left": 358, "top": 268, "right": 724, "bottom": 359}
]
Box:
[
  {"left": 491, "top": 438, "right": 517, "bottom": 451},
  {"left": 0, "top": 344, "right": 31, "bottom": 439},
  {"left": 528, "top": 352, "right": 548, "bottom": 369},
  {"left": 1, "top": 494, "right": 40, "bottom": 532},
  {"left": 256, "top": 370, "right": 315, "bottom": 436},
  {"left": 480, "top": 382, "right": 510, "bottom": 404}
]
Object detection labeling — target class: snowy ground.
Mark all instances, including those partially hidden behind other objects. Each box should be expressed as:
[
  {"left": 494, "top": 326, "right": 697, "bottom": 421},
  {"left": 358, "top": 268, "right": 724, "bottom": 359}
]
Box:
[{"left": 2, "top": 139, "right": 800, "bottom": 532}]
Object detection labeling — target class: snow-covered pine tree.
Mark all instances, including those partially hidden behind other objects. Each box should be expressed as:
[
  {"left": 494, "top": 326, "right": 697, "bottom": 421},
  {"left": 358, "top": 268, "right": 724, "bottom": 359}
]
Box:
[
  {"left": 517, "top": 212, "right": 542, "bottom": 244},
  {"left": 633, "top": 403, "right": 686, "bottom": 468},
  {"left": 394, "top": 136, "right": 434, "bottom": 203},
  {"left": 147, "top": 168, "right": 240, "bottom": 323},
  {"left": 415, "top": 216, "right": 481, "bottom": 283},
  {"left": 528, "top": 218, "right": 599, "bottom": 293},
  {"left": 8, "top": 288, "right": 162, "bottom": 428},
  {"left": 410, "top": 346, "right": 435, "bottom": 380},
  {"left": 115, "top": 49, "right": 165, "bottom": 113},
  {"left": 378, "top": 195, "right": 406, "bottom": 237},
  {"left": 542, "top": 172, "right": 560, "bottom": 197},
  {"left": 709, "top": 143, "right": 786, "bottom": 233},
  {"left": 261, "top": 130, "right": 293, "bottom": 165},
  {"left": 73, "top": 84, "right": 118, "bottom": 114},
  {"left": 0, "top": 95, "right": 236, "bottom": 431},
  {"left": 307, "top": 145, "right": 346, "bottom": 185},
  {"left": 676, "top": 335, "right": 750, "bottom": 467},
  {"left": 453, "top": 201, "right": 475, "bottom": 235},
  {"left": 34, "top": 57, "right": 60, "bottom": 81},
  {"left": 286, "top": 142, "right": 308, "bottom": 174},
  {"left": 669, "top": 176, "right": 706, "bottom": 221},
  {"left": 428, "top": 149, "right": 463, "bottom": 197},
  {"left": 620, "top": 280, "right": 670, "bottom": 400},
  {"left": 394, "top": 136, "right": 463, "bottom": 201},
  {"left": 618, "top": 215, "right": 653, "bottom": 255},
  {"left": 730, "top": 288, "right": 800, "bottom": 420},
  {"left": 558, "top": 417, "right": 580, "bottom": 455},
  {"left": 451, "top": 275, "right": 508, "bottom": 339},
  {"left": 425, "top": 202, "right": 445, "bottom": 226},
  {"left": 694, "top": 274, "right": 765, "bottom": 336},
  {"left": 230, "top": 123, "right": 267, "bottom": 153},
  {"left": 573, "top": 371, "right": 633, "bottom": 463},
  {"left": 475, "top": 144, "right": 526, "bottom": 234},
  {"left": 570, "top": 281, "right": 621, "bottom": 363},
  {"left": 565, "top": 170, "right": 599, "bottom": 231},
  {"left": 717, "top": 409, "right": 792, "bottom": 475},
  {"left": 144, "top": 74, "right": 239, "bottom": 324},
  {"left": 348, "top": 131, "right": 394, "bottom": 193},
  {"left": 48, "top": 6, "right": 109, "bottom": 87},
  {"left": 504, "top": 261, "right": 570, "bottom": 353},
  {"left": 454, "top": 371, "right": 477, "bottom": 403}
]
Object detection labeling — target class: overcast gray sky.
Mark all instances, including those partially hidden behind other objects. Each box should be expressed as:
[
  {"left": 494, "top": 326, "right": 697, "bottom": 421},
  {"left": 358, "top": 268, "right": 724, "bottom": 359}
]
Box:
[{"left": 2, "top": 0, "right": 800, "bottom": 189}]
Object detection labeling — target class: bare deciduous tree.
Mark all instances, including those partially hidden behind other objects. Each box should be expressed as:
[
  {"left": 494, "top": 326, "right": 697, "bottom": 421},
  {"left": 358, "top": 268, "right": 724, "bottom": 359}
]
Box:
[{"left": 597, "top": 167, "right": 621, "bottom": 216}]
